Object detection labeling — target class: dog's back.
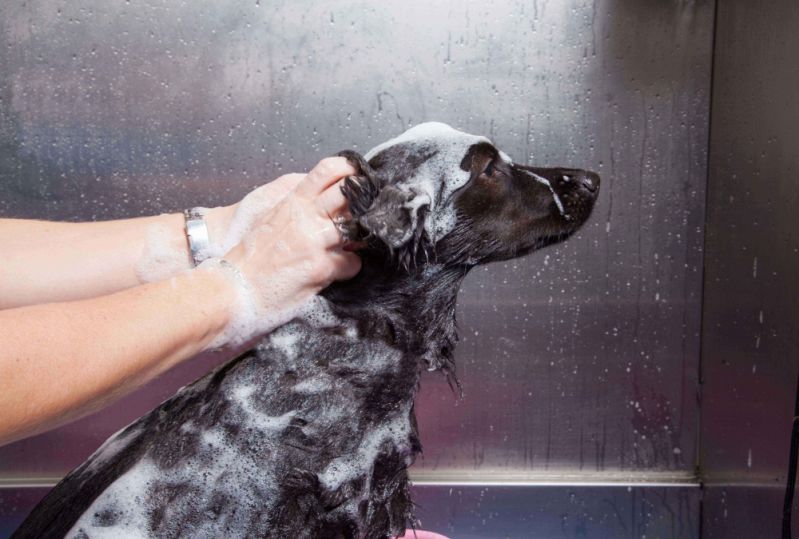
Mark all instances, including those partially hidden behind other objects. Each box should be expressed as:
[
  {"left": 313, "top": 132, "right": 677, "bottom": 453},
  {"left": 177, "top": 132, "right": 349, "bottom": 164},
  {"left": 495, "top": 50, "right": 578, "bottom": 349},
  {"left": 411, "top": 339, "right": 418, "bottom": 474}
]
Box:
[{"left": 15, "top": 315, "right": 420, "bottom": 538}]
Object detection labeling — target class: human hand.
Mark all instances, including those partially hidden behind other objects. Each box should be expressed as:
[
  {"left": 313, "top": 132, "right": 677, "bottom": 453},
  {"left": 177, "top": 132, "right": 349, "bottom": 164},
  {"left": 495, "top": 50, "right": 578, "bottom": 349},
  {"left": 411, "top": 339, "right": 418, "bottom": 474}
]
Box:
[
  {"left": 200, "top": 157, "right": 362, "bottom": 348},
  {"left": 202, "top": 172, "right": 309, "bottom": 260}
]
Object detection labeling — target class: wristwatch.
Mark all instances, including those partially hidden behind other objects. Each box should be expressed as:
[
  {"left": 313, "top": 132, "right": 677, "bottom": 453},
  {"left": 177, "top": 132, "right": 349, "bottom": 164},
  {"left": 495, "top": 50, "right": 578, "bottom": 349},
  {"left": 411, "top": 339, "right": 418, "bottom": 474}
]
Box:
[{"left": 183, "top": 207, "right": 210, "bottom": 266}]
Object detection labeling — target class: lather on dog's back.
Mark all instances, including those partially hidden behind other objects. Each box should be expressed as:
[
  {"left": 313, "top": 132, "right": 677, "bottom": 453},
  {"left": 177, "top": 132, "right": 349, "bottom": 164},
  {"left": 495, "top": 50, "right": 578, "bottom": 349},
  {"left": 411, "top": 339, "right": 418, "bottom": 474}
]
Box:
[{"left": 14, "top": 122, "right": 599, "bottom": 539}]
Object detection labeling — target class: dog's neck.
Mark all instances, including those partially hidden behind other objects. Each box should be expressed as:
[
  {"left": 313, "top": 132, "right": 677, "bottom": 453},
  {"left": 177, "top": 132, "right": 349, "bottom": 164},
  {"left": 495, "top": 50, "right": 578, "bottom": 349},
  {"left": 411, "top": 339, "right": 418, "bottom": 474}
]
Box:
[{"left": 322, "top": 253, "right": 471, "bottom": 380}]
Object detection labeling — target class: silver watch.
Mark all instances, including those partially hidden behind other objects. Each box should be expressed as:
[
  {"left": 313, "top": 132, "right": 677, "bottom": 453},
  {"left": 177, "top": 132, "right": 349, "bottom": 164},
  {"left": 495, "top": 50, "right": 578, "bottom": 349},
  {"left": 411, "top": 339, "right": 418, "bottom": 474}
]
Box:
[{"left": 183, "top": 207, "right": 210, "bottom": 266}]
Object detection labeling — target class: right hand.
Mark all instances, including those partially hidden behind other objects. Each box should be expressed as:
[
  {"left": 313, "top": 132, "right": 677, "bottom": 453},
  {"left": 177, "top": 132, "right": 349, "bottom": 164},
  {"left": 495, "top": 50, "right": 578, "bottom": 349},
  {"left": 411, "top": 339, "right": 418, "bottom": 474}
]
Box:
[{"left": 211, "top": 157, "right": 362, "bottom": 344}]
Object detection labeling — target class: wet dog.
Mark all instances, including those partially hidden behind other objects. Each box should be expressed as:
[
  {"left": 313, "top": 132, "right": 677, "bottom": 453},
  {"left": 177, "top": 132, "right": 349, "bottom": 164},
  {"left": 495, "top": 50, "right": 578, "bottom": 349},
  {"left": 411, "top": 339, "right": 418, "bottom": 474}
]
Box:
[{"left": 14, "top": 122, "right": 599, "bottom": 538}]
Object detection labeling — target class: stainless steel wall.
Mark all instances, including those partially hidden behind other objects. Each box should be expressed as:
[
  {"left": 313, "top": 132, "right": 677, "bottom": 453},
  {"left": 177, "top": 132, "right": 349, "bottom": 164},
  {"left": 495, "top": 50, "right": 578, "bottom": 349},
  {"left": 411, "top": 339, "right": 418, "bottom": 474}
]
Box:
[
  {"left": 701, "top": 0, "right": 799, "bottom": 536},
  {"left": 0, "top": 1, "right": 714, "bottom": 536}
]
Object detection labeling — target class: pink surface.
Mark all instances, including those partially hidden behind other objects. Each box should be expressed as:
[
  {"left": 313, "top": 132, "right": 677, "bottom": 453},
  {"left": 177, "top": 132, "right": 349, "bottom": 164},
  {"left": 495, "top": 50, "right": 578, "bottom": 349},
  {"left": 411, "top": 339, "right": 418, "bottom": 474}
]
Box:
[{"left": 392, "top": 531, "right": 450, "bottom": 539}]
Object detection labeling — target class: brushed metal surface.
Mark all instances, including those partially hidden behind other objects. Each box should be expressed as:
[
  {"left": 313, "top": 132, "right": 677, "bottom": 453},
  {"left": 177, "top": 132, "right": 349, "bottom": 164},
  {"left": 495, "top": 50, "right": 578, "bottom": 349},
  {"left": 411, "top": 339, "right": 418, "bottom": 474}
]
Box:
[
  {"left": 700, "top": 0, "right": 799, "bottom": 535},
  {"left": 0, "top": 485, "right": 700, "bottom": 539},
  {"left": 0, "top": 0, "right": 713, "bottom": 481},
  {"left": 703, "top": 486, "right": 787, "bottom": 539}
]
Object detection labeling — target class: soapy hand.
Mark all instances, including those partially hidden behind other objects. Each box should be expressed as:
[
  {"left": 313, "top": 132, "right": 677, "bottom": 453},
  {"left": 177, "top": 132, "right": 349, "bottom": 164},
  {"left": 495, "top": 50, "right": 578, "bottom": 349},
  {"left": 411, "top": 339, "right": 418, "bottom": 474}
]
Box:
[{"left": 200, "top": 157, "right": 362, "bottom": 348}]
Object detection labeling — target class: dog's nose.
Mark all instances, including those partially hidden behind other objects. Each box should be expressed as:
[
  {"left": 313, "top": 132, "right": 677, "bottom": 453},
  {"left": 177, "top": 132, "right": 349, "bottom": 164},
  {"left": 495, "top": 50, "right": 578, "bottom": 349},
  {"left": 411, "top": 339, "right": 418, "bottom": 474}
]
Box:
[
  {"left": 558, "top": 170, "right": 599, "bottom": 193},
  {"left": 580, "top": 172, "right": 599, "bottom": 193}
]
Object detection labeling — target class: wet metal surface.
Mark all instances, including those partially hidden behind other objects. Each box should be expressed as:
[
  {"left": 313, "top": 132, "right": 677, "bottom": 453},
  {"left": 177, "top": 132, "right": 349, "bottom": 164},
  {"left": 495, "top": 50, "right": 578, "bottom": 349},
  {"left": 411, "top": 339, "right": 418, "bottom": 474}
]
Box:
[
  {"left": 0, "top": 0, "right": 714, "bottom": 483},
  {"left": 700, "top": 0, "right": 799, "bottom": 535},
  {"left": 0, "top": 485, "right": 700, "bottom": 539}
]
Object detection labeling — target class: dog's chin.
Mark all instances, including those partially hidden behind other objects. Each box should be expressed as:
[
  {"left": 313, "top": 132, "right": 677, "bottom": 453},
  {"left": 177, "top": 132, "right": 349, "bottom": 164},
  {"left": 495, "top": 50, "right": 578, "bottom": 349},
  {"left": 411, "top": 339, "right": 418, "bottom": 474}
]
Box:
[{"left": 559, "top": 203, "right": 595, "bottom": 231}]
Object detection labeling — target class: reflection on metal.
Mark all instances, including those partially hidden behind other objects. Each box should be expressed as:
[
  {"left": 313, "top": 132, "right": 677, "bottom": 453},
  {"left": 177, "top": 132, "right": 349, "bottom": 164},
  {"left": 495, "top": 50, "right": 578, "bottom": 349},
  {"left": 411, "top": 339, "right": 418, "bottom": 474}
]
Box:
[
  {"left": 703, "top": 487, "right": 788, "bottom": 538},
  {"left": 413, "top": 485, "right": 700, "bottom": 538},
  {"left": 0, "top": 0, "right": 716, "bottom": 535},
  {"left": 0, "top": 0, "right": 714, "bottom": 480},
  {"left": 409, "top": 469, "right": 697, "bottom": 487},
  {"left": 700, "top": 0, "right": 799, "bottom": 536},
  {"left": 0, "top": 485, "right": 701, "bottom": 539},
  {"left": 0, "top": 474, "right": 701, "bottom": 489}
]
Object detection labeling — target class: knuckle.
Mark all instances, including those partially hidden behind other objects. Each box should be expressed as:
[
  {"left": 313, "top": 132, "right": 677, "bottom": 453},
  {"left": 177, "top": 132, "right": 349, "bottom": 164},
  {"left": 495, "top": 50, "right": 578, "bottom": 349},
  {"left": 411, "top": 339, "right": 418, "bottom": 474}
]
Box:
[
  {"left": 279, "top": 173, "right": 302, "bottom": 182},
  {"left": 319, "top": 156, "right": 340, "bottom": 168},
  {"left": 315, "top": 157, "right": 345, "bottom": 176}
]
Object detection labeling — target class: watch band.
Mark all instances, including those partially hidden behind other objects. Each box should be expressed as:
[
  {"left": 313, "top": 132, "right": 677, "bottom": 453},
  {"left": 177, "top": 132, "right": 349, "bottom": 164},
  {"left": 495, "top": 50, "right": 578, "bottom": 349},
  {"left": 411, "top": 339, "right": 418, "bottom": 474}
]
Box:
[{"left": 183, "top": 207, "right": 210, "bottom": 266}]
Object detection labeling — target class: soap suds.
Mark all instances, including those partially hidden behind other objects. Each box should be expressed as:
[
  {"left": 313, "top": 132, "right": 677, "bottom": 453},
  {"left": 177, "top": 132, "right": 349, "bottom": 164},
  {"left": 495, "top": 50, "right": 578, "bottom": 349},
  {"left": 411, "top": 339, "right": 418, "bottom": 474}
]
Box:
[
  {"left": 196, "top": 186, "right": 281, "bottom": 260},
  {"left": 67, "top": 370, "right": 301, "bottom": 537},
  {"left": 231, "top": 384, "right": 297, "bottom": 432},
  {"left": 197, "top": 258, "right": 312, "bottom": 349},
  {"left": 320, "top": 402, "right": 413, "bottom": 492},
  {"left": 365, "top": 122, "right": 568, "bottom": 235},
  {"left": 364, "top": 122, "right": 491, "bottom": 241}
]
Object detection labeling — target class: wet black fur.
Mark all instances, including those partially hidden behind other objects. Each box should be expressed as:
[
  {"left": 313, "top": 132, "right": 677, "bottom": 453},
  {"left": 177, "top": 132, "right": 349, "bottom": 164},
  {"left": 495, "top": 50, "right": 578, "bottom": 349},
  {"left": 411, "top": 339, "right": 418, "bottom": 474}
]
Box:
[{"left": 14, "top": 129, "right": 599, "bottom": 539}]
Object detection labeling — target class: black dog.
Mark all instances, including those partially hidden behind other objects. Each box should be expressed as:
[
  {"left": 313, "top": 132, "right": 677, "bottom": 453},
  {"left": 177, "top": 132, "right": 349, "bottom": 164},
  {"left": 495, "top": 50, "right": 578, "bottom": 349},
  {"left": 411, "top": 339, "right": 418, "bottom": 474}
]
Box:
[{"left": 14, "top": 122, "right": 599, "bottom": 538}]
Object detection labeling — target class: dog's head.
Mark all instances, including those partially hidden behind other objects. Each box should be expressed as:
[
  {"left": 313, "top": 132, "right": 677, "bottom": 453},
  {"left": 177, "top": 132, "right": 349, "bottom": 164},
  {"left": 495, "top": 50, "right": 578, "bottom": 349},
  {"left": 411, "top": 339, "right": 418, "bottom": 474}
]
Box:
[{"left": 341, "top": 122, "right": 599, "bottom": 268}]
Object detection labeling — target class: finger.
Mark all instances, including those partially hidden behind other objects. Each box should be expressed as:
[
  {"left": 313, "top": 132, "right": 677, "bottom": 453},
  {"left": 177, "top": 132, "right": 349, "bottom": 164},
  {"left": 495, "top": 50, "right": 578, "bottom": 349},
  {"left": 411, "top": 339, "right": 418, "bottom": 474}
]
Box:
[
  {"left": 327, "top": 250, "right": 362, "bottom": 282},
  {"left": 309, "top": 217, "right": 342, "bottom": 248},
  {"left": 342, "top": 240, "right": 367, "bottom": 252},
  {"left": 271, "top": 173, "right": 306, "bottom": 191},
  {"left": 315, "top": 178, "right": 350, "bottom": 217},
  {"left": 295, "top": 157, "right": 356, "bottom": 198}
]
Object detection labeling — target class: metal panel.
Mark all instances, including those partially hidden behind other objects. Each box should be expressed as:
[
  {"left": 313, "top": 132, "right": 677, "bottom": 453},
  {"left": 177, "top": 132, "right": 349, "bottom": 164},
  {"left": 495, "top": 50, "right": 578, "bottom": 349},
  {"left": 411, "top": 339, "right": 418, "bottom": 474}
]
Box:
[
  {"left": 702, "top": 487, "right": 787, "bottom": 539},
  {"left": 701, "top": 0, "right": 799, "bottom": 535},
  {"left": 0, "top": 484, "right": 700, "bottom": 539},
  {"left": 0, "top": 0, "right": 713, "bottom": 485}
]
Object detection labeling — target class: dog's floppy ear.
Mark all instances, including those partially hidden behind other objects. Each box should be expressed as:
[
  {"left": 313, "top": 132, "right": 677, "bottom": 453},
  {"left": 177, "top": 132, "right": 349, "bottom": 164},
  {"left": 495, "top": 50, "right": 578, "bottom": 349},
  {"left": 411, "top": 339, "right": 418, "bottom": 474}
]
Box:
[
  {"left": 337, "top": 150, "right": 431, "bottom": 253},
  {"left": 358, "top": 186, "right": 431, "bottom": 250}
]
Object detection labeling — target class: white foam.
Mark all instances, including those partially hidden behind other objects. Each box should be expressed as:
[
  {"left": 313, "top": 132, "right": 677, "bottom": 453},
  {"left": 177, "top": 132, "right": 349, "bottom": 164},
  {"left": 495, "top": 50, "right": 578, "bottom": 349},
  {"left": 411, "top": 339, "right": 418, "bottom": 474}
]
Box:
[
  {"left": 498, "top": 150, "right": 513, "bottom": 164},
  {"left": 364, "top": 122, "right": 490, "bottom": 241},
  {"left": 366, "top": 122, "right": 572, "bottom": 236},
  {"left": 196, "top": 186, "right": 282, "bottom": 260},
  {"left": 319, "top": 402, "right": 413, "bottom": 492},
  {"left": 292, "top": 375, "right": 333, "bottom": 394},
  {"left": 270, "top": 331, "right": 300, "bottom": 360},
  {"left": 134, "top": 222, "right": 192, "bottom": 283},
  {"left": 231, "top": 384, "right": 297, "bottom": 432},
  {"left": 68, "top": 459, "right": 159, "bottom": 537},
  {"left": 197, "top": 258, "right": 316, "bottom": 350},
  {"left": 68, "top": 419, "right": 285, "bottom": 537}
]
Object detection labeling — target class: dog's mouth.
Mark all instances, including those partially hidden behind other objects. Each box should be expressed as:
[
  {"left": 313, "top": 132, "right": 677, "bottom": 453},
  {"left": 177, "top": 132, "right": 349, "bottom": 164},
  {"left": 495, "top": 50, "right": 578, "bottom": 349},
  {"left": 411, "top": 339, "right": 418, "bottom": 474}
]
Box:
[{"left": 517, "top": 165, "right": 600, "bottom": 225}]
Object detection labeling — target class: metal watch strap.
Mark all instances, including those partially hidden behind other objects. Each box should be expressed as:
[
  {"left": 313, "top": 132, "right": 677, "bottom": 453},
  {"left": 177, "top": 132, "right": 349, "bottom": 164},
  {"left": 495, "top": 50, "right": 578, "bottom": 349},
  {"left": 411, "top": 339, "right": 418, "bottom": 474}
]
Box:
[{"left": 183, "top": 207, "right": 210, "bottom": 266}]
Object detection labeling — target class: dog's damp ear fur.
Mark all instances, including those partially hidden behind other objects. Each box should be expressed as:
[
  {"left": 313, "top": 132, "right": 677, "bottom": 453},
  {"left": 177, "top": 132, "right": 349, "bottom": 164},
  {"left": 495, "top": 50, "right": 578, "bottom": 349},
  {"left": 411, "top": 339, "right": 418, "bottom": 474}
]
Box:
[
  {"left": 337, "top": 150, "right": 432, "bottom": 270},
  {"left": 358, "top": 185, "right": 430, "bottom": 250}
]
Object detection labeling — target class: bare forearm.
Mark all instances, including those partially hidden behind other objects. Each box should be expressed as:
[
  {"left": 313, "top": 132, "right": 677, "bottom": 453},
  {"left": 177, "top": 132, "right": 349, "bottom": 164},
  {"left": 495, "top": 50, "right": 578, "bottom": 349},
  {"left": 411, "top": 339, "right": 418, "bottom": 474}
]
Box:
[
  {"left": 0, "top": 207, "right": 233, "bottom": 309},
  {"left": 0, "top": 268, "right": 234, "bottom": 446}
]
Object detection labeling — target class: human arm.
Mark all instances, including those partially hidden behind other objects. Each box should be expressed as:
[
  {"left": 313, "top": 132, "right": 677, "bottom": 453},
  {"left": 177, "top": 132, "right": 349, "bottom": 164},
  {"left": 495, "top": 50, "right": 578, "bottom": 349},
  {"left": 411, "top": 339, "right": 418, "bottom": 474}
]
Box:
[
  {"left": 0, "top": 267, "right": 235, "bottom": 446},
  {"left": 0, "top": 157, "right": 361, "bottom": 446},
  {"left": 0, "top": 168, "right": 310, "bottom": 310}
]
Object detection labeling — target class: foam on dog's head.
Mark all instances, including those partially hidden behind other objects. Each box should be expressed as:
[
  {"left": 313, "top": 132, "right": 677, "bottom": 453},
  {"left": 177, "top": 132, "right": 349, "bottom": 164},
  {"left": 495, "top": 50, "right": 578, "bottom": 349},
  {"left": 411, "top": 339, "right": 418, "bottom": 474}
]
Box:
[{"left": 364, "top": 122, "right": 493, "bottom": 242}]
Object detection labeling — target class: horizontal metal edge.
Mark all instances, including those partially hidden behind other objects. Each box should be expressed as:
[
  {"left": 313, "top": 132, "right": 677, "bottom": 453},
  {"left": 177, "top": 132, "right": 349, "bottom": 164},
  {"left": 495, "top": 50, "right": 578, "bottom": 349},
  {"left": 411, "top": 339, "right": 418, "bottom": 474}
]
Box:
[
  {"left": 410, "top": 480, "right": 700, "bottom": 488},
  {"left": 0, "top": 476, "right": 61, "bottom": 488},
  {"left": 408, "top": 469, "right": 699, "bottom": 486},
  {"left": 0, "top": 470, "right": 702, "bottom": 489}
]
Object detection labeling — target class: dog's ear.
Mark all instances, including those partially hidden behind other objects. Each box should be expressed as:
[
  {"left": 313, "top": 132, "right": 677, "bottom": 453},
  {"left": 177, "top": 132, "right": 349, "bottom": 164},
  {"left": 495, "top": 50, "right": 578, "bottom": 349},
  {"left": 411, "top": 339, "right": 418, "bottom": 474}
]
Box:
[
  {"left": 337, "top": 149, "right": 431, "bottom": 253},
  {"left": 358, "top": 186, "right": 431, "bottom": 250}
]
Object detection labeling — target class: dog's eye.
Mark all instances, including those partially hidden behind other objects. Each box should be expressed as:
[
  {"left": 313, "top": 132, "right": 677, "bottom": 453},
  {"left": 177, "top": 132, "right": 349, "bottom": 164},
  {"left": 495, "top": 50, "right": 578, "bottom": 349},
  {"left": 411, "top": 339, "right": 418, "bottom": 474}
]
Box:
[{"left": 483, "top": 161, "right": 495, "bottom": 177}]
